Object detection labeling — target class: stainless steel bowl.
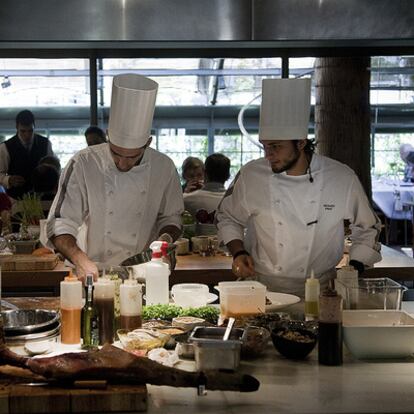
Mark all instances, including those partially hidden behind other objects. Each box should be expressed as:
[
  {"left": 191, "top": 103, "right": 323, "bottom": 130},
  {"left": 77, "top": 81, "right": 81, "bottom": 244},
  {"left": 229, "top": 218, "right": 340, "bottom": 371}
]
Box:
[
  {"left": 2, "top": 309, "right": 60, "bottom": 335},
  {"left": 5, "top": 322, "right": 60, "bottom": 345}
]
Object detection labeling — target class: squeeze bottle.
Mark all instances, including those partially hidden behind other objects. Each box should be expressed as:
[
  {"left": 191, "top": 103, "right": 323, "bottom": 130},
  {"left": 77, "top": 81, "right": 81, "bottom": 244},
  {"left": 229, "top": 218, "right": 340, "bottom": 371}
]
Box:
[
  {"left": 305, "top": 269, "right": 320, "bottom": 320},
  {"left": 120, "top": 278, "right": 142, "bottom": 330},
  {"left": 60, "top": 273, "right": 83, "bottom": 344},
  {"left": 94, "top": 278, "right": 115, "bottom": 345},
  {"left": 145, "top": 241, "right": 170, "bottom": 305}
]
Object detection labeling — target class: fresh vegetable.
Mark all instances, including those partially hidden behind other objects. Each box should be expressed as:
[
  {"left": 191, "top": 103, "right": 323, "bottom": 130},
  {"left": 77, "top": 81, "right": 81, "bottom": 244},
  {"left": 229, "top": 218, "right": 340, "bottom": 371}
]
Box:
[{"left": 142, "top": 304, "right": 220, "bottom": 324}]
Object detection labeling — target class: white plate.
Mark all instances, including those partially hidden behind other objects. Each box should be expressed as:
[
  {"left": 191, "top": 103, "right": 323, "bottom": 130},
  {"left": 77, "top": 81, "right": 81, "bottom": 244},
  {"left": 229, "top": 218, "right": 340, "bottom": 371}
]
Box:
[
  {"left": 206, "top": 292, "right": 218, "bottom": 304},
  {"left": 266, "top": 292, "right": 300, "bottom": 311}
]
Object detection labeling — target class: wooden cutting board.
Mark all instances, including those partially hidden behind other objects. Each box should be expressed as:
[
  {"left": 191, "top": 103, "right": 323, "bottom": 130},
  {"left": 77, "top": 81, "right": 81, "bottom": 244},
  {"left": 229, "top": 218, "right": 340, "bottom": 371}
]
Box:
[
  {"left": 0, "top": 255, "right": 59, "bottom": 271},
  {"left": 0, "top": 366, "right": 147, "bottom": 413}
]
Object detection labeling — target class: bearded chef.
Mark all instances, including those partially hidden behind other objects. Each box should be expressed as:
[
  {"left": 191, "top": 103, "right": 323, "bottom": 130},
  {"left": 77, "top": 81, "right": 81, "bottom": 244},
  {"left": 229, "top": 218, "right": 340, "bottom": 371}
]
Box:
[
  {"left": 45, "top": 74, "right": 184, "bottom": 280},
  {"left": 216, "top": 78, "right": 382, "bottom": 296}
]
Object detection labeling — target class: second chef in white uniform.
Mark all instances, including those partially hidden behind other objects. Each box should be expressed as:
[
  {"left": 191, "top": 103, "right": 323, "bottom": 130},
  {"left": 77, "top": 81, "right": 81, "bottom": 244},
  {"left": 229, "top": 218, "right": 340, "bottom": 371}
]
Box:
[
  {"left": 216, "top": 78, "right": 381, "bottom": 296},
  {"left": 46, "top": 74, "right": 184, "bottom": 280}
]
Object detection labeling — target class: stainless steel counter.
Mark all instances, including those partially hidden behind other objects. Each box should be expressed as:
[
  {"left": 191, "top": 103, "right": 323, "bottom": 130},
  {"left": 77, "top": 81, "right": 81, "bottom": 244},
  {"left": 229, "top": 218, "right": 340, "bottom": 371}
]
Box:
[{"left": 147, "top": 346, "right": 414, "bottom": 413}]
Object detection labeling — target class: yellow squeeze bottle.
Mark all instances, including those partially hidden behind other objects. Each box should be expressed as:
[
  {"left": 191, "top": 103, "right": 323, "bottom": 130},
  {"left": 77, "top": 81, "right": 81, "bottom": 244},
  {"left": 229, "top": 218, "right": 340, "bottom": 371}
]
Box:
[{"left": 305, "top": 269, "right": 320, "bottom": 320}]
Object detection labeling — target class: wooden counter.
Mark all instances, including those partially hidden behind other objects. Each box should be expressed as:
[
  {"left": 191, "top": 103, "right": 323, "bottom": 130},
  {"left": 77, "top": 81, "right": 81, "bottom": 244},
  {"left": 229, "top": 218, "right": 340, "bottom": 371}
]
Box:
[
  {"left": 2, "top": 262, "right": 71, "bottom": 297},
  {"left": 2, "top": 245, "right": 414, "bottom": 298}
]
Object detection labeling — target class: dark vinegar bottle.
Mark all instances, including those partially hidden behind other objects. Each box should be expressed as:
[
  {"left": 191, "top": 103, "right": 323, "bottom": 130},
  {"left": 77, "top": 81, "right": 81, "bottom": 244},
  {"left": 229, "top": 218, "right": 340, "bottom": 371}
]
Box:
[{"left": 318, "top": 286, "right": 343, "bottom": 366}]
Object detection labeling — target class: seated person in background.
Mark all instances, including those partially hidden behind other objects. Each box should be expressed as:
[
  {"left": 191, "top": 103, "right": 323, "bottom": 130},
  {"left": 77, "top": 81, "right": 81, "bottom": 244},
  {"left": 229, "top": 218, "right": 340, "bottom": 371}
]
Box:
[
  {"left": 184, "top": 153, "right": 230, "bottom": 220},
  {"left": 38, "top": 155, "right": 61, "bottom": 174},
  {"left": 181, "top": 156, "right": 204, "bottom": 193},
  {"left": 85, "top": 126, "right": 107, "bottom": 147},
  {"left": 399, "top": 143, "right": 414, "bottom": 182},
  {"left": 0, "top": 110, "right": 54, "bottom": 200}
]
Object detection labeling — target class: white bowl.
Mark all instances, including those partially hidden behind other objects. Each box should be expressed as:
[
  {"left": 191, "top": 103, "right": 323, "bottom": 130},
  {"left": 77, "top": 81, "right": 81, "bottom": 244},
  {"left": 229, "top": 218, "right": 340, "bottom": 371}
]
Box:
[
  {"left": 171, "top": 283, "right": 209, "bottom": 308},
  {"left": 343, "top": 310, "right": 414, "bottom": 359}
]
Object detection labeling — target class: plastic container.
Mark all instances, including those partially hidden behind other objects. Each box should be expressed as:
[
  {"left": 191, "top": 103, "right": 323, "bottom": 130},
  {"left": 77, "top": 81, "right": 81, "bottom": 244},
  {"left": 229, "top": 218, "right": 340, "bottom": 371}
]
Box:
[
  {"left": 60, "top": 274, "right": 82, "bottom": 344},
  {"left": 94, "top": 278, "right": 115, "bottom": 345},
  {"left": 171, "top": 283, "right": 209, "bottom": 308},
  {"left": 337, "top": 277, "right": 407, "bottom": 310},
  {"left": 145, "top": 241, "right": 170, "bottom": 305},
  {"left": 335, "top": 265, "right": 358, "bottom": 307},
  {"left": 120, "top": 279, "right": 142, "bottom": 330},
  {"left": 218, "top": 281, "right": 266, "bottom": 318}
]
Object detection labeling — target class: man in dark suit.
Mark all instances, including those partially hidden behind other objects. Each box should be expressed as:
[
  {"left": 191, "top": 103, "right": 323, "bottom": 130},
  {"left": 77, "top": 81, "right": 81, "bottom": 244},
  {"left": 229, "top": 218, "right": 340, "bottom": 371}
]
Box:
[{"left": 0, "top": 110, "right": 55, "bottom": 199}]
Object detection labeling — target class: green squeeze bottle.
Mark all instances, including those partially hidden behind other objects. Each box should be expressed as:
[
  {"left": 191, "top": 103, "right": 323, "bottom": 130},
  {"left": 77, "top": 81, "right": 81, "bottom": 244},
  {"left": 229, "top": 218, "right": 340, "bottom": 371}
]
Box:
[{"left": 81, "top": 274, "right": 99, "bottom": 349}]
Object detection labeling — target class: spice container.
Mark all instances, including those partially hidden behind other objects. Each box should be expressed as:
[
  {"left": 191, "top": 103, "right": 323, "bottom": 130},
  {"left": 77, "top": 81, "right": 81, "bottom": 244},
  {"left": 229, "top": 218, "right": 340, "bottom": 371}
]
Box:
[
  {"left": 189, "top": 326, "right": 246, "bottom": 371},
  {"left": 60, "top": 274, "right": 82, "bottom": 344},
  {"left": 94, "top": 278, "right": 115, "bottom": 345}
]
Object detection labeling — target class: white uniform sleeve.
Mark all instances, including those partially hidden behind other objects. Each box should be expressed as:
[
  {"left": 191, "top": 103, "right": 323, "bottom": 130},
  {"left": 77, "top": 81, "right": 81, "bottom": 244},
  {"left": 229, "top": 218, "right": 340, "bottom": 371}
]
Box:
[
  {"left": 0, "top": 144, "right": 11, "bottom": 188},
  {"left": 45, "top": 157, "right": 88, "bottom": 245},
  {"left": 156, "top": 167, "right": 184, "bottom": 233},
  {"left": 216, "top": 172, "right": 250, "bottom": 244},
  {"left": 346, "top": 175, "right": 382, "bottom": 266}
]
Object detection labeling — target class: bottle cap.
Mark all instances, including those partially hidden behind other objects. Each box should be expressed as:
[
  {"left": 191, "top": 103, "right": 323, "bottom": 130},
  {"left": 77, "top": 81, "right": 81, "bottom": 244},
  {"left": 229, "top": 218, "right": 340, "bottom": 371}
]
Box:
[
  {"left": 85, "top": 274, "right": 94, "bottom": 287},
  {"left": 64, "top": 274, "right": 79, "bottom": 282}
]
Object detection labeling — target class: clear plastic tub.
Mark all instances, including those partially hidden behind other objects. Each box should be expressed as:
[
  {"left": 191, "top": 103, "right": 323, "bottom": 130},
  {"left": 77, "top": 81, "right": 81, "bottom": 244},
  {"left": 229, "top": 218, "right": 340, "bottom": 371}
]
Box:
[
  {"left": 336, "top": 277, "right": 407, "bottom": 310},
  {"left": 218, "top": 281, "right": 266, "bottom": 318}
]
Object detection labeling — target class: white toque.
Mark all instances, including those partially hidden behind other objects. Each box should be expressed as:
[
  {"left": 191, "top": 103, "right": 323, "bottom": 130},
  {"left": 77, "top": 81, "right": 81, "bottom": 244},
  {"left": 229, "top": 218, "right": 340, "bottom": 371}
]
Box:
[
  {"left": 259, "top": 78, "right": 311, "bottom": 141},
  {"left": 108, "top": 74, "right": 158, "bottom": 149}
]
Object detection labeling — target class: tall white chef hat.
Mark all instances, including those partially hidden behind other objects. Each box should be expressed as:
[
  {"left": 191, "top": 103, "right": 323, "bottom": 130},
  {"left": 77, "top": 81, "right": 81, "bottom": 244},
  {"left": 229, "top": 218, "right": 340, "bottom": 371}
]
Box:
[
  {"left": 108, "top": 74, "right": 158, "bottom": 149},
  {"left": 259, "top": 78, "right": 311, "bottom": 141}
]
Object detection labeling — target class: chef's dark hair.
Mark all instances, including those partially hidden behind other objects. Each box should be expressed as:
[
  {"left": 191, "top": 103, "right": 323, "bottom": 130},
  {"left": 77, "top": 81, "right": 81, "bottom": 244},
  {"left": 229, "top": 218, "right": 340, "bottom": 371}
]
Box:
[
  {"left": 205, "top": 153, "right": 230, "bottom": 184},
  {"left": 293, "top": 138, "right": 316, "bottom": 154}
]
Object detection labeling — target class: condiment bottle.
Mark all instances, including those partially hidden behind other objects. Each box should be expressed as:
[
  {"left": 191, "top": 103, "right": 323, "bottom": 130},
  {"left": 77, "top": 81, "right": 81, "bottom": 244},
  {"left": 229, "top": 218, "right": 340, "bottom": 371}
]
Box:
[
  {"left": 94, "top": 278, "right": 115, "bottom": 345},
  {"left": 60, "top": 273, "right": 83, "bottom": 344},
  {"left": 305, "top": 269, "right": 320, "bottom": 320},
  {"left": 145, "top": 241, "right": 170, "bottom": 305},
  {"left": 318, "top": 285, "right": 343, "bottom": 366},
  {"left": 81, "top": 274, "right": 99, "bottom": 349},
  {"left": 120, "top": 278, "right": 142, "bottom": 330}
]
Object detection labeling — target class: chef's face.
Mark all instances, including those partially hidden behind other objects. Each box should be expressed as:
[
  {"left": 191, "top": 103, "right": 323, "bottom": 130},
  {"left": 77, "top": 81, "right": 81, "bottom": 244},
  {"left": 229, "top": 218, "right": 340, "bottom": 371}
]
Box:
[
  {"left": 109, "top": 138, "right": 151, "bottom": 172},
  {"left": 260, "top": 140, "right": 302, "bottom": 174},
  {"left": 17, "top": 123, "right": 34, "bottom": 144}
]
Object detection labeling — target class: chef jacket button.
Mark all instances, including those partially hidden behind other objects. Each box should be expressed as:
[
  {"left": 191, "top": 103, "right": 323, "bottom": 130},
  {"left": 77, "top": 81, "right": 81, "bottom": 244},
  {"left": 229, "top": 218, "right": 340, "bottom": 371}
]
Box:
[
  {"left": 278, "top": 243, "right": 283, "bottom": 247},
  {"left": 298, "top": 267, "right": 304, "bottom": 272},
  {"left": 274, "top": 199, "right": 280, "bottom": 204},
  {"left": 107, "top": 231, "right": 111, "bottom": 235},
  {"left": 108, "top": 190, "right": 114, "bottom": 197},
  {"left": 276, "top": 265, "right": 282, "bottom": 271},
  {"left": 141, "top": 189, "right": 147, "bottom": 194},
  {"left": 109, "top": 211, "right": 114, "bottom": 216},
  {"left": 132, "top": 233, "right": 137, "bottom": 238},
  {"left": 107, "top": 250, "right": 112, "bottom": 256},
  {"left": 278, "top": 221, "right": 283, "bottom": 226},
  {"left": 137, "top": 212, "right": 142, "bottom": 217},
  {"left": 310, "top": 200, "right": 316, "bottom": 204}
]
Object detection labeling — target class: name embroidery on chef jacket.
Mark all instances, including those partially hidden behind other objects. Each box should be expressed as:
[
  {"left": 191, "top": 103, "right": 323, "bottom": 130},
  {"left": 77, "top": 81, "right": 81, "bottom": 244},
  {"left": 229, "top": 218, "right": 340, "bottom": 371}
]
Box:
[{"left": 323, "top": 203, "right": 336, "bottom": 211}]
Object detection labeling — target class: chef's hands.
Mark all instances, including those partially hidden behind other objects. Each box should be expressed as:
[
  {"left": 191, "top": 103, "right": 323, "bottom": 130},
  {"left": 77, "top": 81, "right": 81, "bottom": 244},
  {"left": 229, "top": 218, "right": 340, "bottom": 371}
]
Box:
[
  {"left": 349, "top": 259, "right": 365, "bottom": 276},
  {"left": 8, "top": 175, "right": 25, "bottom": 188},
  {"left": 72, "top": 251, "right": 98, "bottom": 283},
  {"left": 232, "top": 254, "right": 255, "bottom": 279}
]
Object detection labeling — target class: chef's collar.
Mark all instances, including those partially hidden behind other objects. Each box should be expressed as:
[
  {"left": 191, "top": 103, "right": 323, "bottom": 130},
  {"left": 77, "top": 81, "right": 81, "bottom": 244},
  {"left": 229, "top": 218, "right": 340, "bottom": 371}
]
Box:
[{"left": 106, "top": 143, "right": 150, "bottom": 171}]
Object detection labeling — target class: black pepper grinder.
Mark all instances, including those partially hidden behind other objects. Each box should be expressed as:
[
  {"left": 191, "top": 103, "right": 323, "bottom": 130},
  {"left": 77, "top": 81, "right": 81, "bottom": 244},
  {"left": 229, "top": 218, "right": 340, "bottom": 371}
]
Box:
[{"left": 318, "top": 282, "right": 343, "bottom": 366}]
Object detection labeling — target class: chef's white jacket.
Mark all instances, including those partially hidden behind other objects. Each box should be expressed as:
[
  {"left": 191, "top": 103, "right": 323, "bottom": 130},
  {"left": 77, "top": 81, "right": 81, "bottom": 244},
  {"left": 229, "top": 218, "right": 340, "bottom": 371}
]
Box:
[
  {"left": 46, "top": 144, "right": 183, "bottom": 266},
  {"left": 216, "top": 153, "right": 382, "bottom": 296}
]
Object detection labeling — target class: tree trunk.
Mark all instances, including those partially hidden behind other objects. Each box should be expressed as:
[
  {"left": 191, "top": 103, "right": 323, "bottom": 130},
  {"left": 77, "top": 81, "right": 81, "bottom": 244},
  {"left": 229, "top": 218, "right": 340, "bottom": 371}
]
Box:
[{"left": 314, "top": 57, "right": 371, "bottom": 198}]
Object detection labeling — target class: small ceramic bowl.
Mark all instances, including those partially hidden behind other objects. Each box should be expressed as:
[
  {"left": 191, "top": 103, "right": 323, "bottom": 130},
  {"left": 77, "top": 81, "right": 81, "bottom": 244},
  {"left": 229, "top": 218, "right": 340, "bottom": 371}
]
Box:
[{"left": 270, "top": 320, "right": 318, "bottom": 360}]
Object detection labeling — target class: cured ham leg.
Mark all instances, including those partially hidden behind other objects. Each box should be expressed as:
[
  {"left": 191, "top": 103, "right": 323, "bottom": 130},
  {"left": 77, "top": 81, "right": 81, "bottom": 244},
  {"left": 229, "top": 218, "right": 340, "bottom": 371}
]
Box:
[{"left": 0, "top": 330, "right": 259, "bottom": 392}]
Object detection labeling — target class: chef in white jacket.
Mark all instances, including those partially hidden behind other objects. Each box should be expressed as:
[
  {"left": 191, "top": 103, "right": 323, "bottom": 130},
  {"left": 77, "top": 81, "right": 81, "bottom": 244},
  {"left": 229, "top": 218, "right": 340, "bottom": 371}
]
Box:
[
  {"left": 46, "top": 74, "right": 184, "bottom": 280},
  {"left": 216, "top": 78, "right": 381, "bottom": 296}
]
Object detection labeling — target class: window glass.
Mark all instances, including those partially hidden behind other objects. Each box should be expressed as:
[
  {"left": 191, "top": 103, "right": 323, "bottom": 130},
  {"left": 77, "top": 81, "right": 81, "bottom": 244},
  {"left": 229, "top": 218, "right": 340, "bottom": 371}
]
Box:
[{"left": 0, "top": 59, "right": 90, "bottom": 107}]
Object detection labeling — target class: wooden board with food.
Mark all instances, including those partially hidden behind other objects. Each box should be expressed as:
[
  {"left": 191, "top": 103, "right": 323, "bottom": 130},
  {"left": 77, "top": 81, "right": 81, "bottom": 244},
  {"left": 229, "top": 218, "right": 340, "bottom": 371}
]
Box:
[{"left": 0, "top": 254, "right": 59, "bottom": 271}]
